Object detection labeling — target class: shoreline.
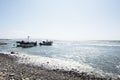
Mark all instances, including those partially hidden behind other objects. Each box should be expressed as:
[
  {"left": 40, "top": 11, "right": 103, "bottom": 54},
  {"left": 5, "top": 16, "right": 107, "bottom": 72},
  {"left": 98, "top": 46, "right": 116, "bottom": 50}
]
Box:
[{"left": 0, "top": 52, "right": 119, "bottom": 80}]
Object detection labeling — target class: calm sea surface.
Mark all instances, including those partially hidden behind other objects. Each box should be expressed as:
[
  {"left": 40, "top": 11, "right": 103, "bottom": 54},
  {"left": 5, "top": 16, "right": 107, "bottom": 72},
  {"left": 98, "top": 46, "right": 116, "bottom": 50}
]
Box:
[{"left": 0, "top": 39, "right": 120, "bottom": 76}]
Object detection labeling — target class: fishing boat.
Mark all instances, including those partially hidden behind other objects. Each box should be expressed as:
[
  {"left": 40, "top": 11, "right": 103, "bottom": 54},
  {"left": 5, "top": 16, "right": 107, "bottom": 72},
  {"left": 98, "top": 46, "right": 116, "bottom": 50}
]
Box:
[
  {"left": 16, "top": 41, "right": 37, "bottom": 48},
  {"left": 39, "top": 40, "right": 53, "bottom": 46},
  {"left": 16, "top": 36, "right": 37, "bottom": 48}
]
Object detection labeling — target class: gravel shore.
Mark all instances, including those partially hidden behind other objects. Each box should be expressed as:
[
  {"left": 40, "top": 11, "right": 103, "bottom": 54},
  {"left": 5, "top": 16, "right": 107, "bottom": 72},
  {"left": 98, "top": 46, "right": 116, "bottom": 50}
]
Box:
[{"left": 0, "top": 52, "right": 119, "bottom": 80}]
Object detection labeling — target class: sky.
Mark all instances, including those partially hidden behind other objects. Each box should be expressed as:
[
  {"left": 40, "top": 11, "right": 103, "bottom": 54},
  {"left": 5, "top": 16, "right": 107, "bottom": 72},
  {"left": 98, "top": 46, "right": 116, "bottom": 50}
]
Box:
[{"left": 0, "top": 0, "right": 120, "bottom": 40}]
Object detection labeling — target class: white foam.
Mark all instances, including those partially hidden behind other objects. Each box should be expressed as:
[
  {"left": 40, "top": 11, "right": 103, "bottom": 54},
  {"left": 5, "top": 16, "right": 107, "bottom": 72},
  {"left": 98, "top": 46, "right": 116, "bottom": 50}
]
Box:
[
  {"left": 0, "top": 51, "right": 10, "bottom": 54},
  {"left": 16, "top": 52, "right": 94, "bottom": 72},
  {"left": 2, "top": 51, "right": 119, "bottom": 78},
  {"left": 116, "top": 65, "right": 120, "bottom": 69},
  {"left": 90, "top": 44, "right": 120, "bottom": 47}
]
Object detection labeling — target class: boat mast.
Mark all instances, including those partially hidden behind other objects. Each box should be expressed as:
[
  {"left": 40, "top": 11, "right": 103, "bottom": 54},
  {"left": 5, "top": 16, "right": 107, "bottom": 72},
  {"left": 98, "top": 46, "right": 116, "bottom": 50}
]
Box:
[{"left": 28, "top": 36, "right": 30, "bottom": 42}]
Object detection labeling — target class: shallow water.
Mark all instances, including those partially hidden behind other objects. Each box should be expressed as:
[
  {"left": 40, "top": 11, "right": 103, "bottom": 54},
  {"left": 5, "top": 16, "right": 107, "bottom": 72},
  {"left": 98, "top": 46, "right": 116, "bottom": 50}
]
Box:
[{"left": 1, "top": 39, "right": 120, "bottom": 77}]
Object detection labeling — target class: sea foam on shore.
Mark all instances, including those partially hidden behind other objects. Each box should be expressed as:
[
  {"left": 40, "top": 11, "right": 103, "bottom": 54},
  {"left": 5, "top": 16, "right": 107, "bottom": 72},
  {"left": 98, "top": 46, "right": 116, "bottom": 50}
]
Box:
[
  {"left": 0, "top": 51, "right": 120, "bottom": 80},
  {"left": 2, "top": 51, "right": 119, "bottom": 79}
]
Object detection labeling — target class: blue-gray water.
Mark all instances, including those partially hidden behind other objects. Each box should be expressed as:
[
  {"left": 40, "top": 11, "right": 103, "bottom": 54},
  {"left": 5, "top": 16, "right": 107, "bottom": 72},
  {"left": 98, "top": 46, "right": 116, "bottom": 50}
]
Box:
[{"left": 0, "top": 39, "right": 120, "bottom": 76}]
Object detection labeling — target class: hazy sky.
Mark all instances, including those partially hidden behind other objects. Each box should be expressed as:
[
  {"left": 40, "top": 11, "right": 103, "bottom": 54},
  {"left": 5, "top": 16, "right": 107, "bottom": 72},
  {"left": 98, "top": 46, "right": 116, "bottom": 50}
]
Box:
[{"left": 0, "top": 0, "right": 120, "bottom": 40}]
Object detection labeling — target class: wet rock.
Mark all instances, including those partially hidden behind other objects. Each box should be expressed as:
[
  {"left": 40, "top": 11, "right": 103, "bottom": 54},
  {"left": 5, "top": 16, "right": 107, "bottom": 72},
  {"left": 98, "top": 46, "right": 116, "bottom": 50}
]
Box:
[
  {"left": 11, "top": 51, "right": 15, "bottom": 54},
  {"left": 8, "top": 73, "right": 15, "bottom": 77}
]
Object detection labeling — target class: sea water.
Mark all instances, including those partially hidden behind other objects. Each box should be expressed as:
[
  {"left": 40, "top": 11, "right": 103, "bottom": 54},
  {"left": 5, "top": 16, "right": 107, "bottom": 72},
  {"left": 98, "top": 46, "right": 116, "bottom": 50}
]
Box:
[{"left": 0, "top": 39, "right": 120, "bottom": 77}]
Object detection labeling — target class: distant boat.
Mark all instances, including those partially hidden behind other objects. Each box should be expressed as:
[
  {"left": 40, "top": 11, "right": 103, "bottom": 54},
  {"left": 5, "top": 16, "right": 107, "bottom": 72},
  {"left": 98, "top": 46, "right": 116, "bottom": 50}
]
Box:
[
  {"left": 16, "top": 36, "right": 37, "bottom": 48},
  {"left": 0, "top": 42, "right": 7, "bottom": 45},
  {"left": 39, "top": 40, "right": 53, "bottom": 46},
  {"left": 16, "top": 41, "right": 37, "bottom": 48}
]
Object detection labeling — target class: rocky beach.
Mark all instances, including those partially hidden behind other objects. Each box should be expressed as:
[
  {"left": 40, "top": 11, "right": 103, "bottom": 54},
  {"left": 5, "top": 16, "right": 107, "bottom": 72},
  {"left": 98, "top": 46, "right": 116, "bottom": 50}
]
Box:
[{"left": 0, "top": 52, "right": 119, "bottom": 80}]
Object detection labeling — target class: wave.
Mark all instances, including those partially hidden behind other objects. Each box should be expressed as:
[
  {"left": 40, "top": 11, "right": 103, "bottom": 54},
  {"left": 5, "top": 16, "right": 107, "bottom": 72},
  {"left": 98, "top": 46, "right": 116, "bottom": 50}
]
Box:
[
  {"left": 2, "top": 51, "right": 119, "bottom": 78},
  {"left": 87, "top": 44, "right": 120, "bottom": 47}
]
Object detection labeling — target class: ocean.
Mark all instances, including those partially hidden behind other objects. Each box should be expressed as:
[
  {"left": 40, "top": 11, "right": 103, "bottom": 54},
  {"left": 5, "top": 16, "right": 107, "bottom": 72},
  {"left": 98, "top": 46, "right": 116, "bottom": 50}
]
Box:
[{"left": 0, "top": 39, "right": 120, "bottom": 77}]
